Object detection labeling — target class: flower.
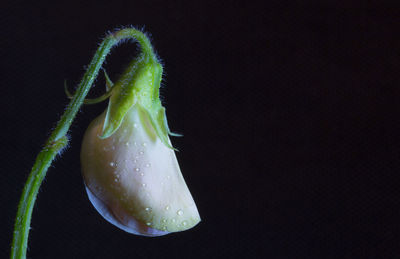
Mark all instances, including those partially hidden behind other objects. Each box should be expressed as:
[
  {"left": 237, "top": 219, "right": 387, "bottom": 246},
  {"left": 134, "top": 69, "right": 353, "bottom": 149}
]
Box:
[
  {"left": 81, "top": 104, "right": 200, "bottom": 236},
  {"left": 80, "top": 32, "right": 200, "bottom": 236}
]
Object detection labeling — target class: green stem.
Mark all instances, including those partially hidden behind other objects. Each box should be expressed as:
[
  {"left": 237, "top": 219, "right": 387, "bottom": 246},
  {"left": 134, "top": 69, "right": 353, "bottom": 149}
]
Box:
[{"left": 10, "top": 28, "right": 153, "bottom": 259}]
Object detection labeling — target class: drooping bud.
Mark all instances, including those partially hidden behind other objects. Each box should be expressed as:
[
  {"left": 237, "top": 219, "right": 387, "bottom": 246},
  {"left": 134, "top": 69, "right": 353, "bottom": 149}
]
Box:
[{"left": 81, "top": 29, "right": 200, "bottom": 236}]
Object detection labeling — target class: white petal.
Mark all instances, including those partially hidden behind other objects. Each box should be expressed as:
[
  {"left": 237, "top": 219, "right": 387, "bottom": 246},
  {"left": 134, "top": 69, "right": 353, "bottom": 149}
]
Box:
[
  {"left": 81, "top": 105, "right": 200, "bottom": 235},
  {"left": 85, "top": 184, "right": 169, "bottom": 236}
]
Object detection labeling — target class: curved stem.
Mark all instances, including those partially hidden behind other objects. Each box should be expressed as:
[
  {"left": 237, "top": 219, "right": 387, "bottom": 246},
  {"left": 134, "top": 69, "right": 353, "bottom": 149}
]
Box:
[{"left": 11, "top": 27, "right": 153, "bottom": 259}]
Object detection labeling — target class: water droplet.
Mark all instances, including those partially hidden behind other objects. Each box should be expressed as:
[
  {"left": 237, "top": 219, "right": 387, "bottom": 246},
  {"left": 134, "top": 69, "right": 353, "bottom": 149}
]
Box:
[
  {"left": 145, "top": 207, "right": 151, "bottom": 212},
  {"left": 177, "top": 210, "right": 184, "bottom": 216},
  {"left": 114, "top": 178, "right": 118, "bottom": 182},
  {"left": 133, "top": 159, "right": 137, "bottom": 163},
  {"left": 140, "top": 173, "right": 144, "bottom": 176},
  {"left": 139, "top": 151, "right": 144, "bottom": 155},
  {"left": 165, "top": 205, "right": 170, "bottom": 211},
  {"left": 109, "top": 162, "right": 115, "bottom": 167},
  {"left": 182, "top": 221, "right": 188, "bottom": 226},
  {"left": 133, "top": 123, "right": 138, "bottom": 128},
  {"left": 125, "top": 142, "right": 129, "bottom": 146},
  {"left": 135, "top": 168, "right": 140, "bottom": 172},
  {"left": 145, "top": 163, "right": 151, "bottom": 168},
  {"left": 142, "top": 142, "right": 147, "bottom": 147},
  {"left": 162, "top": 226, "right": 167, "bottom": 231},
  {"left": 146, "top": 222, "right": 151, "bottom": 226},
  {"left": 171, "top": 219, "right": 176, "bottom": 223},
  {"left": 141, "top": 183, "right": 147, "bottom": 187},
  {"left": 166, "top": 175, "right": 171, "bottom": 179},
  {"left": 161, "top": 219, "right": 167, "bottom": 223}
]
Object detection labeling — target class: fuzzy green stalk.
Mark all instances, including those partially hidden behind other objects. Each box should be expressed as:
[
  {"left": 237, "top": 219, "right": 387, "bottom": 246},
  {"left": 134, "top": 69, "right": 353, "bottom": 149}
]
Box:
[{"left": 10, "top": 28, "right": 154, "bottom": 259}]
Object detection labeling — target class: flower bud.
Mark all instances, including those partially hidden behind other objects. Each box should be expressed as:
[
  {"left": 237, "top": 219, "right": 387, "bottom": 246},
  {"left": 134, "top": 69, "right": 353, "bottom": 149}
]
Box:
[
  {"left": 81, "top": 32, "right": 200, "bottom": 236},
  {"left": 81, "top": 104, "right": 200, "bottom": 236}
]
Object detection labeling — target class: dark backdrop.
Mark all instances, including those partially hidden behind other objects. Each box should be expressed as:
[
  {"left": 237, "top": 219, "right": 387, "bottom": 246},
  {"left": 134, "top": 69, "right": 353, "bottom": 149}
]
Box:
[{"left": 1, "top": 1, "right": 400, "bottom": 258}]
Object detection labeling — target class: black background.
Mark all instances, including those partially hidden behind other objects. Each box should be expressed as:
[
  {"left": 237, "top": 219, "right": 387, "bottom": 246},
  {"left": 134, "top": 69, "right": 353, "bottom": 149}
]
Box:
[{"left": 1, "top": 1, "right": 400, "bottom": 258}]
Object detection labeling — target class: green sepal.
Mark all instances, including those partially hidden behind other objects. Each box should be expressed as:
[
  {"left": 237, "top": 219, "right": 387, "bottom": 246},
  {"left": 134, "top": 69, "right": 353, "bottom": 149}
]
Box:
[
  {"left": 100, "top": 55, "right": 174, "bottom": 149},
  {"left": 169, "top": 132, "right": 183, "bottom": 137},
  {"left": 64, "top": 76, "right": 115, "bottom": 105},
  {"left": 136, "top": 61, "right": 177, "bottom": 150},
  {"left": 103, "top": 69, "right": 113, "bottom": 91},
  {"left": 99, "top": 56, "right": 145, "bottom": 138},
  {"left": 142, "top": 104, "right": 175, "bottom": 150}
]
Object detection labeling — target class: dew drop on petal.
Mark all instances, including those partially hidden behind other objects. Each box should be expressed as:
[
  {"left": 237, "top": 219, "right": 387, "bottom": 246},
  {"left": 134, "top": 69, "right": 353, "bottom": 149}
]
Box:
[
  {"left": 177, "top": 210, "right": 184, "bottom": 216},
  {"left": 182, "top": 221, "right": 188, "bottom": 226},
  {"left": 146, "top": 222, "right": 151, "bottom": 226},
  {"left": 165, "top": 205, "right": 170, "bottom": 211},
  {"left": 141, "top": 183, "right": 147, "bottom": 187},
  {"left": 135, "top": 168, "right": 140, "bottom": 172},
  {"left": 145, "top": 163, "right": 151, "bottom": 167}
]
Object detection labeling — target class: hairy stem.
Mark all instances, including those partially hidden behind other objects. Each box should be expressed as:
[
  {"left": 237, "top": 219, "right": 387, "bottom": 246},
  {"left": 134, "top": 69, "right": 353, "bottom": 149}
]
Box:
[{"left": 10, "top": 28, "right": 153, "bottom": 259}]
